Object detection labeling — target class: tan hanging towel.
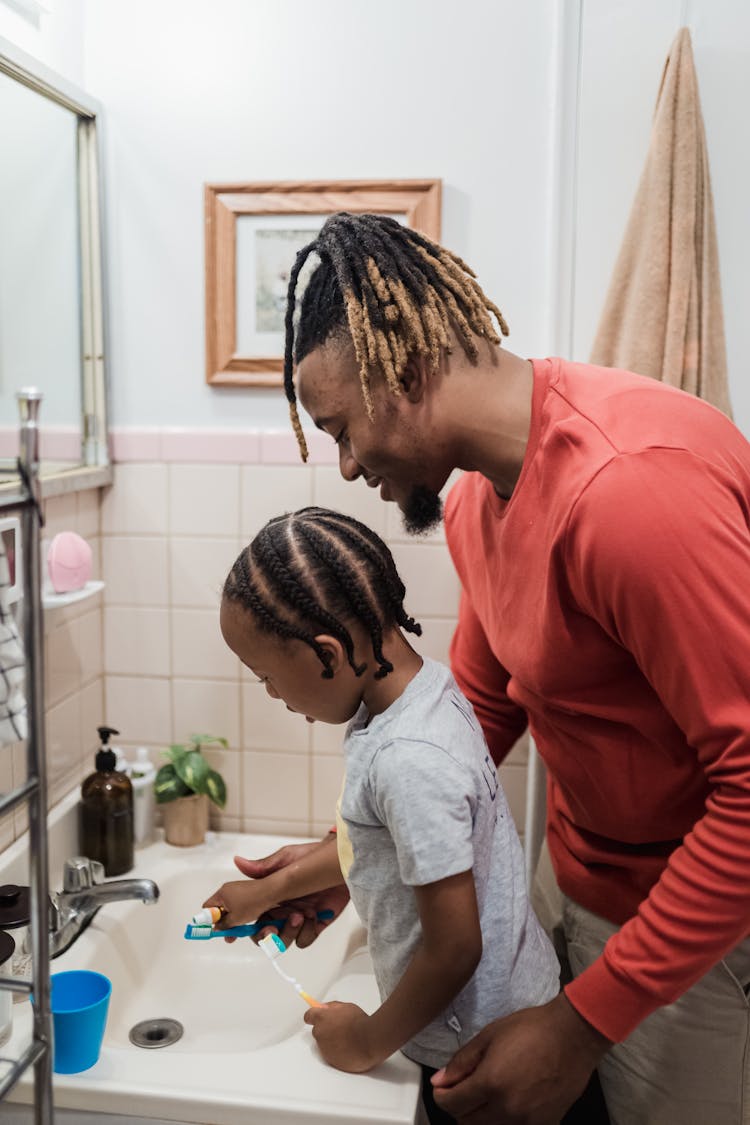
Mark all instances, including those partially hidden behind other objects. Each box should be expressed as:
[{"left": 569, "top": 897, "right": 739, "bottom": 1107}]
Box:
[{"left": 589, "top": 27, "right": 732, "bottom": 417}]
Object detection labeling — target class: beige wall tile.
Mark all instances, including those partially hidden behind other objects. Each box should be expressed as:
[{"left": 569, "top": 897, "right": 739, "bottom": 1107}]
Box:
[
  {"left": 102, "top": 536, "right": 169, "bottom": 605},
  {"left": 46, "top": 618, "right": 82, "bottom": 707},
  {"left": 498, "top": 762, "right": 528, "bottom": 835},
  {"left": 80, "top": 680, "right": 105, "bottom": 769},
  {"left": 211, "top": 813, "right": 242, "bottom": 833},
  {"left": 172, "top": 679, "right": 240, "bottom": 749},
  {"left": 0, "top": 463, "right": 534, "bottom": 857},
  {"left": 241, "top": 680, "right": 311, "bottom": 753},
  {"left": 310, "top": 721, "right": 344, "bottom": 756},
  {"left": 242, "top": 750, "right": 310, "bottom": 824},
  {"left": 101, "top": 465, "right": 168, "bottom": 536},
  {"left": 169, "top": 537, "right": 239, "bottom": 609},
  {"left": 240, "top": 466, "right": 313, "bottom": 537},
  {"left": 243, "top": 817, "right": 310, "bottom": 837},
  {"left": 104, "top": 607, "right": 170, "bottom": 677},
  {"left": 105, "top": 676, "right": 171, "bottom": 745},
  {"left": 45, "top": 694, "right": 82, "bottom": 807},
  {"left": 77, "top": 489, "right": 102, "bottom": 538},
  {"left": 76, "top": 608, "right": 103, "bottom": 686},
  {"left": 506, "top": 731, "right": 530, "bottom": 766},
  {"left": 171, "top": 609, "right": 238, "bottom": 680},
  {"left": 312, "top": 467, "right": 388, "bottom": 535},
  {"left": 390, "top": 542, "right": 459, "bottom": 618},
  {"left": 311, "top": 756, "right": 344, "bottom": 824},
  {"left": 169, "top": 465, "right": 239, "bottom": 538},
  {"left": 44, "top": 493, "right": 78, "bottom": 538},
  {"left": 412, "top": 618, "right": 456, "bottom": 666}
]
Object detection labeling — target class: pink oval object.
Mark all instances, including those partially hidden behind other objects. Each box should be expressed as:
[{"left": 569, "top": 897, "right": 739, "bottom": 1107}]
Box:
[{"left": 47, "top": 532, "right": 93, "bottom": 594}]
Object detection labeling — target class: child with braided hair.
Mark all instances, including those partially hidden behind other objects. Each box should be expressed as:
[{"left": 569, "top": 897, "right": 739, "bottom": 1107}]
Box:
[{"left": 203, "top": 506, "right": 559, "bottom": 1125}]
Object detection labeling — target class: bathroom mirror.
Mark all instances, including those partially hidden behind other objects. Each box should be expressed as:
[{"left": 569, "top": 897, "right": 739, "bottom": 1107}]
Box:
[{"left": 0, "top": 35, "right": 111, "bottom": 497}]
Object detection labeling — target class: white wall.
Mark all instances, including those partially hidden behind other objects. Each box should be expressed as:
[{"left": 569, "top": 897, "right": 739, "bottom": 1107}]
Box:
[
  {"left": 2, "top": 1, "right": 748, "bottom": 432},
  {"left": 0, "top": 0, "right": 85, "bottom": 82},
  {"left": 572, "top": 0, "right": 750, "bottom": 434},
  {"left": 81, "top": 0, "right": 559, "bottom": 429}
]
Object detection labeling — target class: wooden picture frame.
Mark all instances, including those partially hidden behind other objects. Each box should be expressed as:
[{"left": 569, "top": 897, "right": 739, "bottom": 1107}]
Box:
[{"left": 204, "top": 179, "right": 442, "bottom": 387}]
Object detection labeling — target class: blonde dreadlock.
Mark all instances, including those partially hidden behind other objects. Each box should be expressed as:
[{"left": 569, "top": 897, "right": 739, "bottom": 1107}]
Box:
[{"left": 283, "top": 213, "right": 509, "bottom": 461}]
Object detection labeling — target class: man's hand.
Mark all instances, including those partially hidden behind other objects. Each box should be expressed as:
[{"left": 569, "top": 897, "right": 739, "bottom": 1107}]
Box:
[
  {"left": 304, "top": 1002, "right": 381, "bottom": 1072},
  {"left": 202, "top": 877, "right": 274, "bottom": 928},
  {"left": 234, "top": 840, "right": 350, "bottom": 948},
  {"left": 431, "top": 992, "right": 611, "bottom": 1124}
]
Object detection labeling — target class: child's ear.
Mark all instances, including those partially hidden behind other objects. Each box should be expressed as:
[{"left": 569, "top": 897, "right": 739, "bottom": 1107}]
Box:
[{"left": 313, "top": 634, "right": 347, "bottom": 675}]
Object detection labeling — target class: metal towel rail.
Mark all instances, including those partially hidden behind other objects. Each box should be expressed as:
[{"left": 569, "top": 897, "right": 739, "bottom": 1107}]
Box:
[{"left": 0, "top": 389, "right": 54, "bottom": 1122}]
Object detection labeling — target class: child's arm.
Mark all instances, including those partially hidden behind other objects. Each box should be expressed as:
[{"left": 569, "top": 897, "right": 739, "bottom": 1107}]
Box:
[
  {"left": 203, "top": 832, "right": 343, "bottom": 928},
  {"left": 305, "top": 867, "right": 482, "bottom": 1072}
]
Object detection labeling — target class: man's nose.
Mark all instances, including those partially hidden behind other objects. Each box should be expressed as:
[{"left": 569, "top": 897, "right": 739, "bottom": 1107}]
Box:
[{"left": 338, "top": 444, "right": 362, "bottom": 482}]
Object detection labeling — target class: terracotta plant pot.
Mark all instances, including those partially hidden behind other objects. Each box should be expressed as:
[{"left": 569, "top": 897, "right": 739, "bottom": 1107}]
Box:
[{"left": 162, "top": 792, "right": 209, "bottom": 847}]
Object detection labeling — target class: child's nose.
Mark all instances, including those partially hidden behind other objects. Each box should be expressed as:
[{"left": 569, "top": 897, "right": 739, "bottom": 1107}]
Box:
[{"left": 265, "top": 682, "right": 280, "bottom": 701}]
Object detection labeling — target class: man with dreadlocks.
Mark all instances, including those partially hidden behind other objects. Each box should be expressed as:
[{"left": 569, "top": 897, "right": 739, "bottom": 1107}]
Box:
[{"left": 236, "top": 212, "right": 750, "bottom": 1125}]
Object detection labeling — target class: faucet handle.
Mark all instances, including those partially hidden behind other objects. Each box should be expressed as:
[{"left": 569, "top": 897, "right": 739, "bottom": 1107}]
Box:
[{"left": 62, "top": 856, "right": 105, "bottom": 892}]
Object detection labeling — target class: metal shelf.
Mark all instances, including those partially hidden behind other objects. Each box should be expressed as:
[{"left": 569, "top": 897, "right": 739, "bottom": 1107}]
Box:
[{"left": 0, "top": 391, "right": 54, "bottom": 1122}]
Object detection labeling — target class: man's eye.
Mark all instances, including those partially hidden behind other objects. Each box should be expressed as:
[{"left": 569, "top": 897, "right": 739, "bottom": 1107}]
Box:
[{"left": 335, "top": 430, "right": 348, "bottom": 447}]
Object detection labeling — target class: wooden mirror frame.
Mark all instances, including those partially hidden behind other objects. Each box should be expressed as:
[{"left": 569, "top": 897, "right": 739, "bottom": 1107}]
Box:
[{"left": 204, "top": 178, "right": 442, "bottom": 388}]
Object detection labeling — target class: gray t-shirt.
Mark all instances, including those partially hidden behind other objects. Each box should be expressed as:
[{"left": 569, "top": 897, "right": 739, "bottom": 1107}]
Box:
[{"left": 336, "top": 657, "right": 560, "bottom": 1067}]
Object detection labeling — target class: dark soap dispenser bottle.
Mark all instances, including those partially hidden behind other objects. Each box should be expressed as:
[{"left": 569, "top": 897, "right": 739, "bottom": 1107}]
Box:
[{"left": 79, "top": 725, "right": 134, "bottom": 876}]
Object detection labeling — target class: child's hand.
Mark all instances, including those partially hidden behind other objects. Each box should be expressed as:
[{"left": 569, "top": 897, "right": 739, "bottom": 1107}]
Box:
[
  {"left": 203, "top": 879, "right": 277, "bottom": 930},
  {"left": 304, "top": 1002, "right": 382, "bottom": 1072}
]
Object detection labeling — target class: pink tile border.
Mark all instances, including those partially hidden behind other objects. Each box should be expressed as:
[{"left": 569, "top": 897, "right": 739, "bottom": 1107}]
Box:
[
  {"left": 260, "top": 430, "right": 337, "bottom": 465},
  {"left": 109, "top": 429, "right": 162, "bottom": 462},
  {"left": 0, "top": 426, "right": 81, "bottom": 462},
  {"left": 110, "top": 428, "right": 337, "bottom": 466},
  {"left": 160, "top": 429, "right": 260, "bottom": 463}
]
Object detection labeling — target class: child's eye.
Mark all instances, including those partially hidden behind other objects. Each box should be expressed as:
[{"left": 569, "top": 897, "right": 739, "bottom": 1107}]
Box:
[{"left": 254, "top": 675, "right": 268, "bottom": 685}]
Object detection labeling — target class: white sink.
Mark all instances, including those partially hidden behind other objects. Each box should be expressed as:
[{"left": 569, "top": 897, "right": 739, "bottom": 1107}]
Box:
[{"left": 0, "top": 801, "right": 422, "bottom": 1125}]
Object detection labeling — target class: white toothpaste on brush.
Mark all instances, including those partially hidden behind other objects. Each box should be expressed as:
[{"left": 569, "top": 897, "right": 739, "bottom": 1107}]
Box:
[{"left": 192, "top": 906, "right": 223, "bottom": 926}]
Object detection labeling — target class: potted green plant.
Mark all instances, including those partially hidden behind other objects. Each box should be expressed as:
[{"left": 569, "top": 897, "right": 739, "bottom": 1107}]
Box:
[{"left": 154, "top": 734, "right": 228, "bottom": 846}]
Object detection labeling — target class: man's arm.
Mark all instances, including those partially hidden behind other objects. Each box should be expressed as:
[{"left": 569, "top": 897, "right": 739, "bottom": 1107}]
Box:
[
  {"left": 450, "top": 590, "right": 528, "bottom": 765},
  {"left": 204, "top": 833, "right": 344, "bottom": 928},
  {"left": 563, "top": 448, "right": 750, "bottom": 1040}
]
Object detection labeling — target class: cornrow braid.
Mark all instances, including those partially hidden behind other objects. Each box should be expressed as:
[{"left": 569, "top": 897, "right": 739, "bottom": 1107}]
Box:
[
  {"left": 311, "top": 510, "right": 422, "bottom": 640},
  {"left": 254, "top": 521, "right": 366, "bottom": 677},
  {"left": 293, "top": 522, "right": 391, "bottom": 679},
  {"left": 232, "top": 545, "right": 336, "bottom": 677},
  {"left": 223, "top": 507, "right": 421, "bottom": 680},
  {"left": 283, "top": 212, "right": 510, "bottom": 461}
]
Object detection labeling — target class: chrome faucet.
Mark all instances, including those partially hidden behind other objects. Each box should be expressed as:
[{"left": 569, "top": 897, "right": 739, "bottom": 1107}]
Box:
[{"left": 49, "top": 856, "right": 159, "bottom": 957}]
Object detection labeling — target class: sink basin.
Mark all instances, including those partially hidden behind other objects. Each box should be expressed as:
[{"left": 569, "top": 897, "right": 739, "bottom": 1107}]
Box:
[{"left": 0, "top": 821, "right": 422, "bottom": 1125}]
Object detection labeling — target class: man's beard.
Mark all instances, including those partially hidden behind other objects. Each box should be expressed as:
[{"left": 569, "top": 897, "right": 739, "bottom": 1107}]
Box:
[{"left": 402, "top": 484, "right": 443, "bottom": 536}]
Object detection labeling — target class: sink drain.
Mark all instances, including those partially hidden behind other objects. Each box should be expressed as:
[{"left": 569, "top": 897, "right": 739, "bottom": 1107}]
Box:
[{"left": 129, "top": 1018, "right": 184, "bottom": 1049}]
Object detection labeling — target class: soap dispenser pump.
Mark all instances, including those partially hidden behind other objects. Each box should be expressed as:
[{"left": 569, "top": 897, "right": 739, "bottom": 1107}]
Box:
[{"left": 79, "top": 725, "right": 134, "bottom": 876}]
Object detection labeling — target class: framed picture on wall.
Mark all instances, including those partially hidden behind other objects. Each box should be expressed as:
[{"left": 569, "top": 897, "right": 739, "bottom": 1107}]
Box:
[{"left": 204, "top": 179, "right": 442, "bottom": 387}]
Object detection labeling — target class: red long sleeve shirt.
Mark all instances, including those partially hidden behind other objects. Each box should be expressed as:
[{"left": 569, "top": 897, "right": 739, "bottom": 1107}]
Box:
[{"left": 445, "top": 356, "right": 750, "bottom": 1043}]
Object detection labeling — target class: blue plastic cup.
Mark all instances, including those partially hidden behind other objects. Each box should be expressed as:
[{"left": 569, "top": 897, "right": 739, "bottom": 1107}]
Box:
[{"left": 50, "top": 970, "right": 111, "bottom": 1074}]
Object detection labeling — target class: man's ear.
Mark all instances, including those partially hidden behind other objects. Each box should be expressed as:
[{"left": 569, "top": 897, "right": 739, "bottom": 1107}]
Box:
[
  {"left": 313, "top": 634, "right": 348, "bottom": 675},
  {"left": 399, "top": 354, "right": 430, "bottom": 403}
]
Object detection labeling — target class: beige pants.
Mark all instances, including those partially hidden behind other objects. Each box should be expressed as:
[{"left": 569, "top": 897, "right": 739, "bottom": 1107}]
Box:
[{"left": 532, "top": 843, "right": 750, "bottom": 1125}]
